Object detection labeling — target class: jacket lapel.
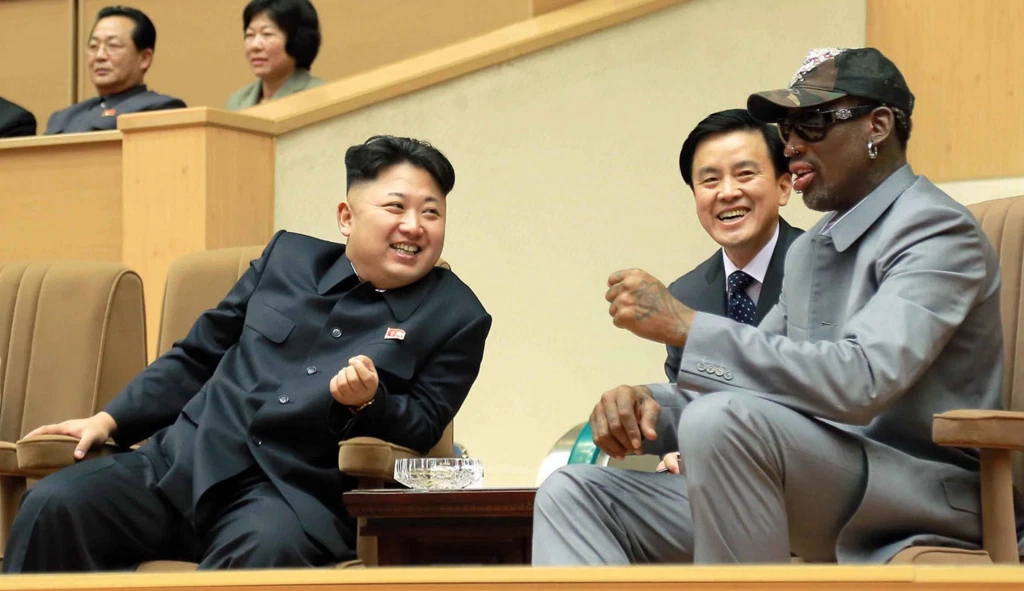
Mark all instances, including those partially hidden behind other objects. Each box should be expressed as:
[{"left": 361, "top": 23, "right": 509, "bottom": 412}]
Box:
[
  {"left": 696, "top": 252, "right": 727, "bottom": 317},
  {"left": 755, "top": 217, "right": 803, "bottom": 323}
]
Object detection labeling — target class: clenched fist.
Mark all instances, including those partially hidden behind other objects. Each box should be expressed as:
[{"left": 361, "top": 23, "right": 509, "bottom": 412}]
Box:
[
  {"left": 329, "top": 355, "right": 378, "bottom": 408},
  {"left": 606, "top": 268, "right": 694, "bottom": 347}
]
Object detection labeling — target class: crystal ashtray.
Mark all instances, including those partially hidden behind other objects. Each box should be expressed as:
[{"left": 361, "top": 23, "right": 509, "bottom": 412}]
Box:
[{"left": 393, "top": 458, "right": 484, "bottom": 490}]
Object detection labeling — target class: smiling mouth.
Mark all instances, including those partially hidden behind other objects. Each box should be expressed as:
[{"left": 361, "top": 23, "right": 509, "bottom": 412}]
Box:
[
  {"left": 717, "top": 209, "right": 749, "bottom": 223},
  {"left": 391, "top": 243, "right": 421, "bottom": 256}
]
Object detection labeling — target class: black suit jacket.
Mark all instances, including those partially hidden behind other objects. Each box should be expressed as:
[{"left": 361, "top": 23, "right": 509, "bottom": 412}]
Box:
[
  {"left": 105, "top": 231, "right": 491, "bottom": 558},
  {"left": 663, "top": 217, "right": 802, "bottom": 382},
  {"left": 0, "top": 97, "right": 36, "bottom": 137},
  {"left": 45, "top": 84, "right": 186, "bottom": 134}
]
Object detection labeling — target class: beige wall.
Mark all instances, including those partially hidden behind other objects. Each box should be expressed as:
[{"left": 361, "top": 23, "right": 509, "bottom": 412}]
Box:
[
  {"left": 275, "top": 0, "right": 866, "bottom": 486},
  {"left": 938, "top": 177, "right": 1024, "bottom": 206}
]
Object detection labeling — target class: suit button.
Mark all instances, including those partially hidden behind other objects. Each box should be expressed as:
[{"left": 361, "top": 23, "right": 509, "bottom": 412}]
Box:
[
  {"left": 724, "top": 372, "right": 733, "bottom": 380},
  {"left": 252, "top": 436, "right": 262, "bottom": 446},
  {"left": 331, "top": 328, "right": 342, "bottom": 338},
  {"left": 696, "top": 362, "right": 706, "bottom": 371},
  {"left": 306, "top": 366, "right": 317, "bottom": 375},
  {"left": 705, "top": 366, "right": 716, "bottom": 374},
  {"left": 715, "top": 368, "right": 724, "bottom": 377},
  {"left": 278, "top": 395, "right": 290, "bottom": 404}
]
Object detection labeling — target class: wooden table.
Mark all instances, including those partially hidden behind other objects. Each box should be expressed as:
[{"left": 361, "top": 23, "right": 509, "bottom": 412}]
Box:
[{"left": 343, "top": 487, "right": 536, "bottom": 566}]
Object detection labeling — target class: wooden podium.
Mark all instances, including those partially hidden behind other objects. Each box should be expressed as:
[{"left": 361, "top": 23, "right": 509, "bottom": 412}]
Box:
[{"left": 0, "top": 108, "right": 275, "bottom": 359}]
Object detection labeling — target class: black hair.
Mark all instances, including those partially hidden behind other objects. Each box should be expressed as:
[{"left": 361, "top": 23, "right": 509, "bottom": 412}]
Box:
[
  {"left": 345, "top": 136, "right": 456, "bottom": 196},
  {"left": 678, "top": 109, "right": 788, "bottom": 189},
  {"left": 243, "top": 0, "right": 321, "bottom": 70},
  {"left": 95, "top": 5, "right": 156, "bottom": 51}
]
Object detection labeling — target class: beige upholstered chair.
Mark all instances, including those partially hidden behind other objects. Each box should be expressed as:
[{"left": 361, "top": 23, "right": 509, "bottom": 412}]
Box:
[
  {"left": 133, "top": 246, "right": 454, "bottom": 571},
  {"left": 887, "top": 194, "right": 1024, "bottom": 565},
  {"left": 0, "top": 262, "right": 146, "bottom": 559}
]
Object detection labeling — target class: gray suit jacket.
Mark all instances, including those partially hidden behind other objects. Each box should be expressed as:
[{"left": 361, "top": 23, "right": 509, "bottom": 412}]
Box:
[
  {"left": 661, "top": 217, "right": 802, "bottom": 383},
  {"left": 45, "top": 84, "right": 186, "bottom": 134},
  {"left": 648, "top": 165, "right": 1009, "bottom": 562},
  {"left": 226, "top": 69, "right": 324, "bottom": 111}
]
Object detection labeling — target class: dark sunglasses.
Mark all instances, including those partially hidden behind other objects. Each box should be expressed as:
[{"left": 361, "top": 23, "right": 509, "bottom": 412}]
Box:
[{"left": 777, "top": 105, "right": 877, "bottom": 143}]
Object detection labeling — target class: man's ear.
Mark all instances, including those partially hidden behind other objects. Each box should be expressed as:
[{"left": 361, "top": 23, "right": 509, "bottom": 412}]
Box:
[
  {"left": 777, "top": 172, "right": 793, "bottom": 207},
  {"left": 868, "top": 105, "right": 895, "bottom": 147},
  {"left": 337, "top": 201, "right": 353, "bottom": 238},
  {"left": 139, "top": 48, "right": 154, "bottom": 73}
]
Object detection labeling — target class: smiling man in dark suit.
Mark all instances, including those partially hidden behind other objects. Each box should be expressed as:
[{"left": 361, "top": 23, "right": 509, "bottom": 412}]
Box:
[
  {"left": 45, "top": 6, "right": 184, "bottom": 134},
  {"left": 658, "top": 109, "right": 802, "bottom": 421},
  {"left": 4, "top": 135, "right": 491, "bottom": 571}
]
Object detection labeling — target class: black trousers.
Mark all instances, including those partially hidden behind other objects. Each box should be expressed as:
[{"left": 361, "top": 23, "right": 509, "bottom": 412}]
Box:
[{"left": 2, "top": 451, "right": 341, "bottom": 572}]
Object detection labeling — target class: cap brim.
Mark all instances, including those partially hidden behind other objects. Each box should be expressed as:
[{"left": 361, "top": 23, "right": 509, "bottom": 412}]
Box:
[{"left": 747, "top": 87, "right": 848, "bottom": 122}]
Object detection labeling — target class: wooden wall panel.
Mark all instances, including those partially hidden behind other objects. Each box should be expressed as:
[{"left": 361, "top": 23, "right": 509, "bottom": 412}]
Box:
[
  {"left": 78, "top": 0, "right": 533, "bottom": 110},
  {"left": 0, "top": 0, "right": 75, "bottom": 134},
  {"left": 120, "top": 109, "right": 273, "bottom": 359},
  {"left": 0, "top": 133, "right": 122, "bottom": 261},
  {"left": 868, "top": 0, "right": 1024, "bottom": 182}
]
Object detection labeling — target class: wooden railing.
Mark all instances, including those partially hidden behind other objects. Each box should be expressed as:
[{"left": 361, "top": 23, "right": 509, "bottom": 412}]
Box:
[{"left": 4, "top": 564, "right": 1024, "bottom": 591}]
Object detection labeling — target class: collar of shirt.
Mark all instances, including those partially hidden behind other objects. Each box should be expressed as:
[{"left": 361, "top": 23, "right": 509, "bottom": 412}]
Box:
[
  {"left": 721, "top": 222, "right": 779, "bottom": 305},
  {"left": 98, "top": 84, "right": 148, "bottom": 108},
  {"left": 817, "top": 164, "right": 917, "bottom": 251}
]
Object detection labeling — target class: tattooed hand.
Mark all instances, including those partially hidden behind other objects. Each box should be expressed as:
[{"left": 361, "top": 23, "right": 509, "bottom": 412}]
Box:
[
  {"left": 590, "top": 384, "right": 660, "bottom": 459},
  {"left": 606, "top": 269, "right": 694, "bottom": 347}
]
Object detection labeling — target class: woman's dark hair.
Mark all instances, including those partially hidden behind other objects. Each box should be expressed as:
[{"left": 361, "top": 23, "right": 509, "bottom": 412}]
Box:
[
  {"left": 345, "top": 136, "right": 456, "bottom": 196},
  {"left": 243, "top": 0, "right": 321, "bottom": 70},
  {"left": 678, "top": 108, "right": 789, "bottom": 189},
  {"left": 96, "top": 5, "right": 156, "bottom": 51}
]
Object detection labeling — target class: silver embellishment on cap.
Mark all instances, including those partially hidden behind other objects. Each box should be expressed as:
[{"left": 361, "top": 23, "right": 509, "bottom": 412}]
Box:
[
  {"left": 835, "top": 108, "right": 854, "bottom": 120},
  {"left": 790, "top": 47, "right": 849, "bottom": 86}
]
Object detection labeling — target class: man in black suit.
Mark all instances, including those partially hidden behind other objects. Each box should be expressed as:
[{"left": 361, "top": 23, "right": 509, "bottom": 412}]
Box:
[
  {"left": 4, "top": 135, "right": 491, "bottom": 571},
  {"left": 0, "top": 96, "right": 36, "bottom": 137},
  {"left": 45, "top": 6, "right": 185, "bottom": 134},
  {"left": 659, "top": 109, "right": 803, "bottom": 400}
]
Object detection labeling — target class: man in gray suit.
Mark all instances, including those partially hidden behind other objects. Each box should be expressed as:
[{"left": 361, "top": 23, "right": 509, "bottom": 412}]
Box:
[
  {"left": 533, "top": 47, "right": 1013, "bottom": 564},
  {"left": 46, "top": 6, "right": 185, "bottom": 134}
]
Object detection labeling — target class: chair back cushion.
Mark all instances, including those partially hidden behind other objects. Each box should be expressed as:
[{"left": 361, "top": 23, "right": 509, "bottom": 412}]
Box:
[
  {"left": 0, "top": 261, "right": 146, "bottom": 440},
  {"left": 967, "top": 195, "right": 1024, "bottom": 489},
  {"left": 156, "top": 246, "right": 264, "bottom": 356}
]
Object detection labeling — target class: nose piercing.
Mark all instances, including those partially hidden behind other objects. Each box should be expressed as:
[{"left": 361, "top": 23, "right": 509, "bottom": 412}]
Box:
[{"left": 787, "top": 146, "right": 801, "bottom": 157}]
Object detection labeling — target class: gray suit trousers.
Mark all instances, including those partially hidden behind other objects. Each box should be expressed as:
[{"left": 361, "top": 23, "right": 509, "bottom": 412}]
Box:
[{"left": 532, "top": 392, "right": 868, "bottom": 564}]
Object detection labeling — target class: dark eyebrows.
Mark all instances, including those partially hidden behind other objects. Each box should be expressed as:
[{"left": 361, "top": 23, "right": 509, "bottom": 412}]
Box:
[
  {"left": 385, "top": 192, "right": 442, "bottom": 204},
  {"left": 695, "top": 165, "right": 720, "bottom": 179},
  {"left": 733, "top": 160, "right": 762, "bottom": 171}
]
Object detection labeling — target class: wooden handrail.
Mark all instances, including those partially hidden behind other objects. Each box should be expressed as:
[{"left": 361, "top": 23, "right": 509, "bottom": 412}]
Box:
[
  {"left": 245, "top": 0, "right": 687, "bottom": 135},
  {"left": 117, "top": 108, "right": 276, "bottom": 136},
  {"left": 0, "top": 130, "right": 121, "bottom": 152}
]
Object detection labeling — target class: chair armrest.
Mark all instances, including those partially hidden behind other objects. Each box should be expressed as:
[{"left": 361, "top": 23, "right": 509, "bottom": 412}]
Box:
[
  {"left": 0, "top": 441, "right": 19, "bottom": 476},
  {"left": 16, "top": 435, "right": 123, "bottom": 478},
  {"left": 933, "top": 410, "right": 1024, "bottom": 450},
  {"left": 338, "top": 436, "right": 421, "bottom": 480}
]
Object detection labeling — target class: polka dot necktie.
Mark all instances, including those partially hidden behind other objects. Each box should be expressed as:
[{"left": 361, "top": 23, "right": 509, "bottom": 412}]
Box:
[{"left": 727, "top": 270, "right": 757, "bottom": 325}]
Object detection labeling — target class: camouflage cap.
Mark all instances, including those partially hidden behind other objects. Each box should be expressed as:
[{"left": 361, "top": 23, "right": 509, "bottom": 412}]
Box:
[{"left": 747, "top": 47, "right": 915, "bottom": 122}]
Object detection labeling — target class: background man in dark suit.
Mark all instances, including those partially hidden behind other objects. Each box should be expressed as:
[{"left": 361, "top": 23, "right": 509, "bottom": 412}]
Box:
[
  {"left": 657, "top": 110, "right": 802, "bottom": 475},
  {"left": 0, "top": 96, "right": 36, "bottom": 137},
  {"left": 45, "top": 6, "right": 185, "bottom": 134},
  {"left": 4, "top": 135, "right": 491, "bottom": 571}
]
